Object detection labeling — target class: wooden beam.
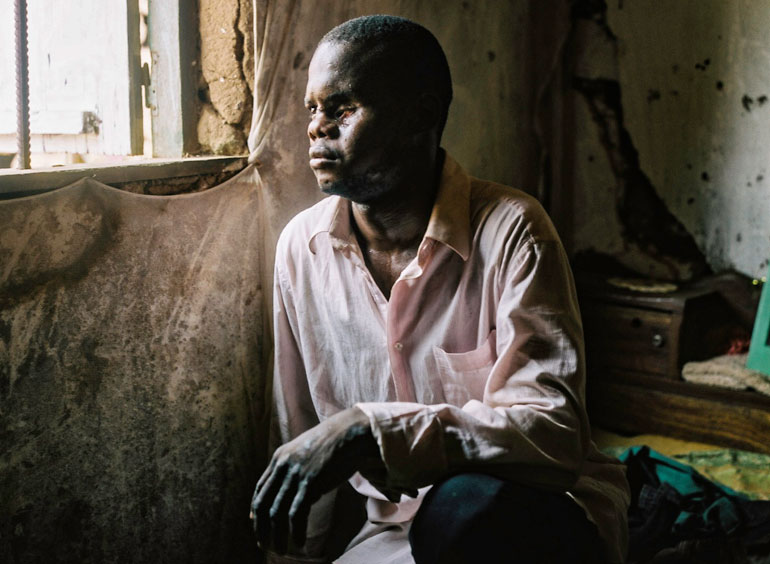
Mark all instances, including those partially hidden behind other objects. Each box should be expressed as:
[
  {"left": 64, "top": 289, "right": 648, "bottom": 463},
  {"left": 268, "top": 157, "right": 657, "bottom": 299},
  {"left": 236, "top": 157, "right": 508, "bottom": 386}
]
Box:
[
  {"left": 127, "top": 0, "right": 144, "bottom": 154},
  {"left": 588, "top": 370, "right": 770, "bottom": 454},
  {"left": 146, "top": 0, "right": 197, "bottom": 157}
]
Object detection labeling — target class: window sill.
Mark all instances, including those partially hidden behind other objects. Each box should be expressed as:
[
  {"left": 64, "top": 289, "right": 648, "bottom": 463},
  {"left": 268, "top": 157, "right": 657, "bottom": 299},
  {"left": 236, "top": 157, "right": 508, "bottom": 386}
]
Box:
[{"left": 0, "top": 155, "right": 248, "bottom": 199}]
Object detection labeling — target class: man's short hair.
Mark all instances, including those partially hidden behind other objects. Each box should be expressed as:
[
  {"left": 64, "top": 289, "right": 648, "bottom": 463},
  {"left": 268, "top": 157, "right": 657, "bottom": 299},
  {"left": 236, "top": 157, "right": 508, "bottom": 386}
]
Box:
[{"left": 320, "top": 15, "right": 453, "bottom": 137}]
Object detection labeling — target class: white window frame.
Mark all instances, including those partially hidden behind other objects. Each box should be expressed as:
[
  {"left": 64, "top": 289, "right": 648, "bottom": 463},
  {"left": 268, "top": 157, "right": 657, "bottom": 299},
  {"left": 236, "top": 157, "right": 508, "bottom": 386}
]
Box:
[{"left": 146, "top": 0, "right": 198, "bottom": 157}]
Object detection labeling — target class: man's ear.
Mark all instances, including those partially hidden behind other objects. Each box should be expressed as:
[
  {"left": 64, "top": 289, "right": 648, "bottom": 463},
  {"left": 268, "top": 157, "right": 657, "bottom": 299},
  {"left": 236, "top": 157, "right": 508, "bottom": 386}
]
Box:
[{"left": 411, "top": 92, "right": 442, "bottom": 135}]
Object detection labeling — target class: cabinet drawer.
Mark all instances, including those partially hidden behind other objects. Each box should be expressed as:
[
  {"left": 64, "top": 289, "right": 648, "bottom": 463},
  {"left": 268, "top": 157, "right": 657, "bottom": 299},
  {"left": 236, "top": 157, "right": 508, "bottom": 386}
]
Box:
[{"left": 582, "top": 303, "right": 681, "bottom": 378}]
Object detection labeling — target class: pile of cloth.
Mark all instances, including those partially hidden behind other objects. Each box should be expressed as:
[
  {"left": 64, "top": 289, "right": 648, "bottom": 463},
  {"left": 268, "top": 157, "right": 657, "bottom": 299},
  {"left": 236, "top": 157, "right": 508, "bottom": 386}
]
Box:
[
  {"left": 682, "top": 354, "right": 770, "bottom": 397},
  {"left": 618, "top": 446, "right": 770, "bottom": 563}
]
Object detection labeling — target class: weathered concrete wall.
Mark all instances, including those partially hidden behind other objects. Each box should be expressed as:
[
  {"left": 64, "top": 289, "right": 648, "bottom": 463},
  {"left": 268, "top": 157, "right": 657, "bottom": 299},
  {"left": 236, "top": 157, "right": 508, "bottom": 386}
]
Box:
[
  {"left": 197, "top": 0, "right": 254, "bottom": 155},
  {"left": 568, "top": 0, "right": 770, "bottom": 280}
]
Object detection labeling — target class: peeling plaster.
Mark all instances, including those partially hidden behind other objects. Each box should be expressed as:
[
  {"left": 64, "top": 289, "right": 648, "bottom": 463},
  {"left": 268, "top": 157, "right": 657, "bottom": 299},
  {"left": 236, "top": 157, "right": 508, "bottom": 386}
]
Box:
[
  {"left": 570, "top": 0, "right": 709, "bottom": 281},
  {"left": 604, "top": 0, "right": 770, "bottom": 278},
  {"left": 568, "top": 0, "right": 770, "bottom": 280},
  {"left": 573, "top": 76, "right": 709, "bottom": 280}
]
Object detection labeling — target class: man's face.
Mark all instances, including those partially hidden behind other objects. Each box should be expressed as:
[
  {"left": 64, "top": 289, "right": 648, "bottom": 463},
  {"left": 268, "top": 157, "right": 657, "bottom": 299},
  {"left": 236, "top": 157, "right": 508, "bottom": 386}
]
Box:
[{"left": 304, "top": 41, "right": 412, "bottom": 203}]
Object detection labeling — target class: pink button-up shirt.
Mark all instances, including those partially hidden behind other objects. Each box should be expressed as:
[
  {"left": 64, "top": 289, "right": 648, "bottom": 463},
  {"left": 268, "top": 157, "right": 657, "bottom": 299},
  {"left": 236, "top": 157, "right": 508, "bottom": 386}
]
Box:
[{"left": 272, "top": 154, "right": 630, "bottom": 563}]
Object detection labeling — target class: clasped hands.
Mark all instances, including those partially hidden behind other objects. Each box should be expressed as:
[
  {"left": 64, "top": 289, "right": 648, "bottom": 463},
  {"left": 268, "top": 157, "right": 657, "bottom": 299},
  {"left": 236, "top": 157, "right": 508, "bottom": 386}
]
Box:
[{"left": 250, "top": 407, "right": 396, "bottom": 554}]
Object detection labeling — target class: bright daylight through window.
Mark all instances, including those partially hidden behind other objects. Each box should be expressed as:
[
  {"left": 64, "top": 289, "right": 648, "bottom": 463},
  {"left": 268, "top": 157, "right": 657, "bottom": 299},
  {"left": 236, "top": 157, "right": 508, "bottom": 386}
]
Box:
[{"left": 0, "top": 0, "right": 150, "bottom": 169}]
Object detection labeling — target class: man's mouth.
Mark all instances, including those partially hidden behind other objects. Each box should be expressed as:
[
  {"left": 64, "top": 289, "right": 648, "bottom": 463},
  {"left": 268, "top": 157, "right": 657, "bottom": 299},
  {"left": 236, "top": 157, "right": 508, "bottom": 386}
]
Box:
[{"left": 309, "top": 146, "right": 340, "bottom": 169}]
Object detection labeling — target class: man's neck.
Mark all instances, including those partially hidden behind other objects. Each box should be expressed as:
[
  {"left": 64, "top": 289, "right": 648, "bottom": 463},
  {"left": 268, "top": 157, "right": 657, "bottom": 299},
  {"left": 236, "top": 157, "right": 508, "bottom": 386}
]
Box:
[{"left": 351, "top": 151, "right": 443, "bottom": 254}]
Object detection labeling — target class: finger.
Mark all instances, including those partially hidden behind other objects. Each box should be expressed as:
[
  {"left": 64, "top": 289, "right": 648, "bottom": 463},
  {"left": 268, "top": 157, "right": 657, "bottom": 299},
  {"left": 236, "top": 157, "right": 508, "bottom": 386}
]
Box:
[
  {"left": 253, "top": 470, "right": 278, "bottom": 520},
  {"left": 250, "top": 479, "right": 266, "bottom": 531},
  {"left": 270, "top": 471, "right": 299, "bottom": 554},
  {"left": 255, "top": 456, "right": 278, "bottom": 496},
  {"left": 289, "top": 479, "right": 311, "bottom": 548},
  {"left": 252, "top": 458, "right": 276, "bottom": 522},
  {"left": 253, "top": 464, "right": 286, "bottom": 546}
]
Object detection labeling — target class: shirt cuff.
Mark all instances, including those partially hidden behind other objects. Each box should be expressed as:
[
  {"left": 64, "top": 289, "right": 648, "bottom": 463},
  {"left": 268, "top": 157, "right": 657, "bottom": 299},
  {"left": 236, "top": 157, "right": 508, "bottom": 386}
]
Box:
[{"left": 355, "top": 402, "right": 449, "bottom": 490}]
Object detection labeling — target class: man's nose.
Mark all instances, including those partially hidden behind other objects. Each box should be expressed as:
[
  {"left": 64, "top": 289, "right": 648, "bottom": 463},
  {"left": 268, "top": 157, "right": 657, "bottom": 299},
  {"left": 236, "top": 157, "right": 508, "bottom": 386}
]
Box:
[{"left": 307, "top": 113, "right": 337, "bottom": 141}]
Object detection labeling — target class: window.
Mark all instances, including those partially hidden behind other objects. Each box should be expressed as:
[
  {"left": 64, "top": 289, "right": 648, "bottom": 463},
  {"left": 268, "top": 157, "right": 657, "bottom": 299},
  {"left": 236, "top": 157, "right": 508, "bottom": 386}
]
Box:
[
  {"left": 0, "top": 0, "right": 149, "bottom": 167},
  {"left": 0, "top": 0, "right": 245, "bottom": 197}
]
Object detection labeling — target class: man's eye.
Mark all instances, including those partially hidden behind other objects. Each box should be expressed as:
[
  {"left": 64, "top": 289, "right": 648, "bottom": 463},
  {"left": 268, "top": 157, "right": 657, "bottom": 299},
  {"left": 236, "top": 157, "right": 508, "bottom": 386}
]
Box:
[{"left": 334, "top": 108, "right": 352, "bottom": 120}]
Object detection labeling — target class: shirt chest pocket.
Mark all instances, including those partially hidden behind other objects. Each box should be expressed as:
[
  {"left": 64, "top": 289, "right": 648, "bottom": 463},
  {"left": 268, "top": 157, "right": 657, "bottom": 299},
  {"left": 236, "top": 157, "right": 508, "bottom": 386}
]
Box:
[{"left": 432, "top": 330, "right": 496, "bottom": 406}]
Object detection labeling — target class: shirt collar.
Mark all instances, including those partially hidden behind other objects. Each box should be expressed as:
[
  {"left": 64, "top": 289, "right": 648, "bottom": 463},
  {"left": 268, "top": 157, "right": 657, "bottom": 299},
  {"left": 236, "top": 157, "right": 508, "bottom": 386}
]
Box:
[
  {"left": 307, "top": 152, "right": 472, "bottom": 261},
  {"left": 308, "top": 194, "right": 353, "bottom": 254},
  {"left": 424, "top": 153, "right": 471, "bottom": 261}
]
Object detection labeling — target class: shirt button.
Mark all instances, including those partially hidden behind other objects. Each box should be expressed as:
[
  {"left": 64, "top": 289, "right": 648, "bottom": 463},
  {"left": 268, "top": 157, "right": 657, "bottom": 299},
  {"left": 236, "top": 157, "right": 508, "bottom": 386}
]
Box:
[{"left": 394, "top": 342, "right": 404, "bottom": 351}]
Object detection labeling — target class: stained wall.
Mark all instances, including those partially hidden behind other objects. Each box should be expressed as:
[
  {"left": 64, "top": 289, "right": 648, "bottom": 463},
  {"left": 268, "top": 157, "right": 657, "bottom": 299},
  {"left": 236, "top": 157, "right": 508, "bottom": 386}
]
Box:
[{"left": 568, "top": 1, "right": 770, "bottom": 280}]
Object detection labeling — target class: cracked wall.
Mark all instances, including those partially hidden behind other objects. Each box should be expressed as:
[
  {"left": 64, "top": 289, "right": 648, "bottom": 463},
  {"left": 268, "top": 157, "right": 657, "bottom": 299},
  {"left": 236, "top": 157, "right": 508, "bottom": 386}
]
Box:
[
  {"left": 197, "top": 0, "right": 254, "bottom": 155},
  {"left": 567, "top": 0, "right": 770, "bottom": 280}
]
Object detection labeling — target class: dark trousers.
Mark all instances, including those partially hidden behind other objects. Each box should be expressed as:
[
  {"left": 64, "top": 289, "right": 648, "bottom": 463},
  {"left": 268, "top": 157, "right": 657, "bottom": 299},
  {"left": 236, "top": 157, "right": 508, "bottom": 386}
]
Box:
[{"left": 409, "top": 473, "right": 603, "bottom": 564}]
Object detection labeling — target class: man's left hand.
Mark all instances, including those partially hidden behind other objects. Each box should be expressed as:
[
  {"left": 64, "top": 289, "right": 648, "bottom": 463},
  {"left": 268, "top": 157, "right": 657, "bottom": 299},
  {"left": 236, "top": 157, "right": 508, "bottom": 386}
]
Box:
[{"left": 250, "top": 407, "right": 383, "bottom": 554}]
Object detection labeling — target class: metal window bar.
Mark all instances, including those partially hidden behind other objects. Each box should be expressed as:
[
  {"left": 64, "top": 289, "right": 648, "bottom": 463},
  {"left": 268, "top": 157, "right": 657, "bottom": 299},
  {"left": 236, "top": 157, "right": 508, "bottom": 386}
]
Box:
[{"left": 15, "top": 0, "right": 30, "bottom": 169}]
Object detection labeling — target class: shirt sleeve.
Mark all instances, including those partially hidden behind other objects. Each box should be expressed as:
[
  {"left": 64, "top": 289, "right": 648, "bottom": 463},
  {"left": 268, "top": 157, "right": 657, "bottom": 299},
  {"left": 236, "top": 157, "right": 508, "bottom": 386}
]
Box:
[
  {"left": 356, "top": 238, "right": 590, "bottom": 494},
  {"left": 273, "top": 256, "right": 319, "bottom": 445},
  {"left": 270, "top": 257, "right": 338, "bottom": 560}
]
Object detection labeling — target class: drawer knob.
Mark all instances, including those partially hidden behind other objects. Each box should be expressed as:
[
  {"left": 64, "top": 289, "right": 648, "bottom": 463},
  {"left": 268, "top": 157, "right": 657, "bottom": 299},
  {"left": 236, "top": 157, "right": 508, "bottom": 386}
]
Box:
[{"left": 652, "top": 333, "right": 665, "bottom": 348}]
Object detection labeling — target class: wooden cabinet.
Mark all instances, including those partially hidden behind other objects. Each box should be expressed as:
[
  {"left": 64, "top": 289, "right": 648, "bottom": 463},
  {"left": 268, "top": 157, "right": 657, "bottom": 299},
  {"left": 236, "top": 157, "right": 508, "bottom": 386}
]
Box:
[
  {"left": 582, "top": 302, "right": 680, "bottom": 378},
  {"left": 578, "top": 277, "right": 739, "bottom": 380},
  {"left": 577, "top": 275, "right": 770, "bottom": 454}
]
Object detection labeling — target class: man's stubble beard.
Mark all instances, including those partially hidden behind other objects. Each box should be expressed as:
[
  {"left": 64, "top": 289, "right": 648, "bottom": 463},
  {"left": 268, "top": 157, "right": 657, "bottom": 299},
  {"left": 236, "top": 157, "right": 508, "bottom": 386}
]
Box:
[{"left": 318, "top": 166, "right": 404, "bottom": 205}]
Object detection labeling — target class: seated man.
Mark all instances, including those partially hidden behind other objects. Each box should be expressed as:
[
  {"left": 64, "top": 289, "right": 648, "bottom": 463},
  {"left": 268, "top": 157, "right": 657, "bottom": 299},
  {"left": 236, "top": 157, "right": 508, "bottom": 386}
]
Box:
[{"left": 251, "top": 15, "right": 630, "bottom": 564}]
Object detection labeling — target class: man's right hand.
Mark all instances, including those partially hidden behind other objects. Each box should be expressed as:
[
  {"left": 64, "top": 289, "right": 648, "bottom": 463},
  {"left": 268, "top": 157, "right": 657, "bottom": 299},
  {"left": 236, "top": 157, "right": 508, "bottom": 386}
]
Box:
[{"left": 250, "top": 407, "right": 384, "bottom": 554}]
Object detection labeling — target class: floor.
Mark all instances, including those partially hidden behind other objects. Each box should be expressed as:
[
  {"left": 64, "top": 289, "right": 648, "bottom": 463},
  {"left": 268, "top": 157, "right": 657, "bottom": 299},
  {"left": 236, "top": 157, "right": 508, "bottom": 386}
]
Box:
[{"left": 593, "top": 426, "right": 770, "bottom": 500}]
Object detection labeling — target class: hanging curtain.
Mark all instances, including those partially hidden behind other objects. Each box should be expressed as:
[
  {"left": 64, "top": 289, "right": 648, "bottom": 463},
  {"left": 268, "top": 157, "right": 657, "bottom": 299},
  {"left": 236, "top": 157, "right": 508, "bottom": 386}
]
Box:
[{"left": 0, "top": 169, "right": 269, "bottom": 563}]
